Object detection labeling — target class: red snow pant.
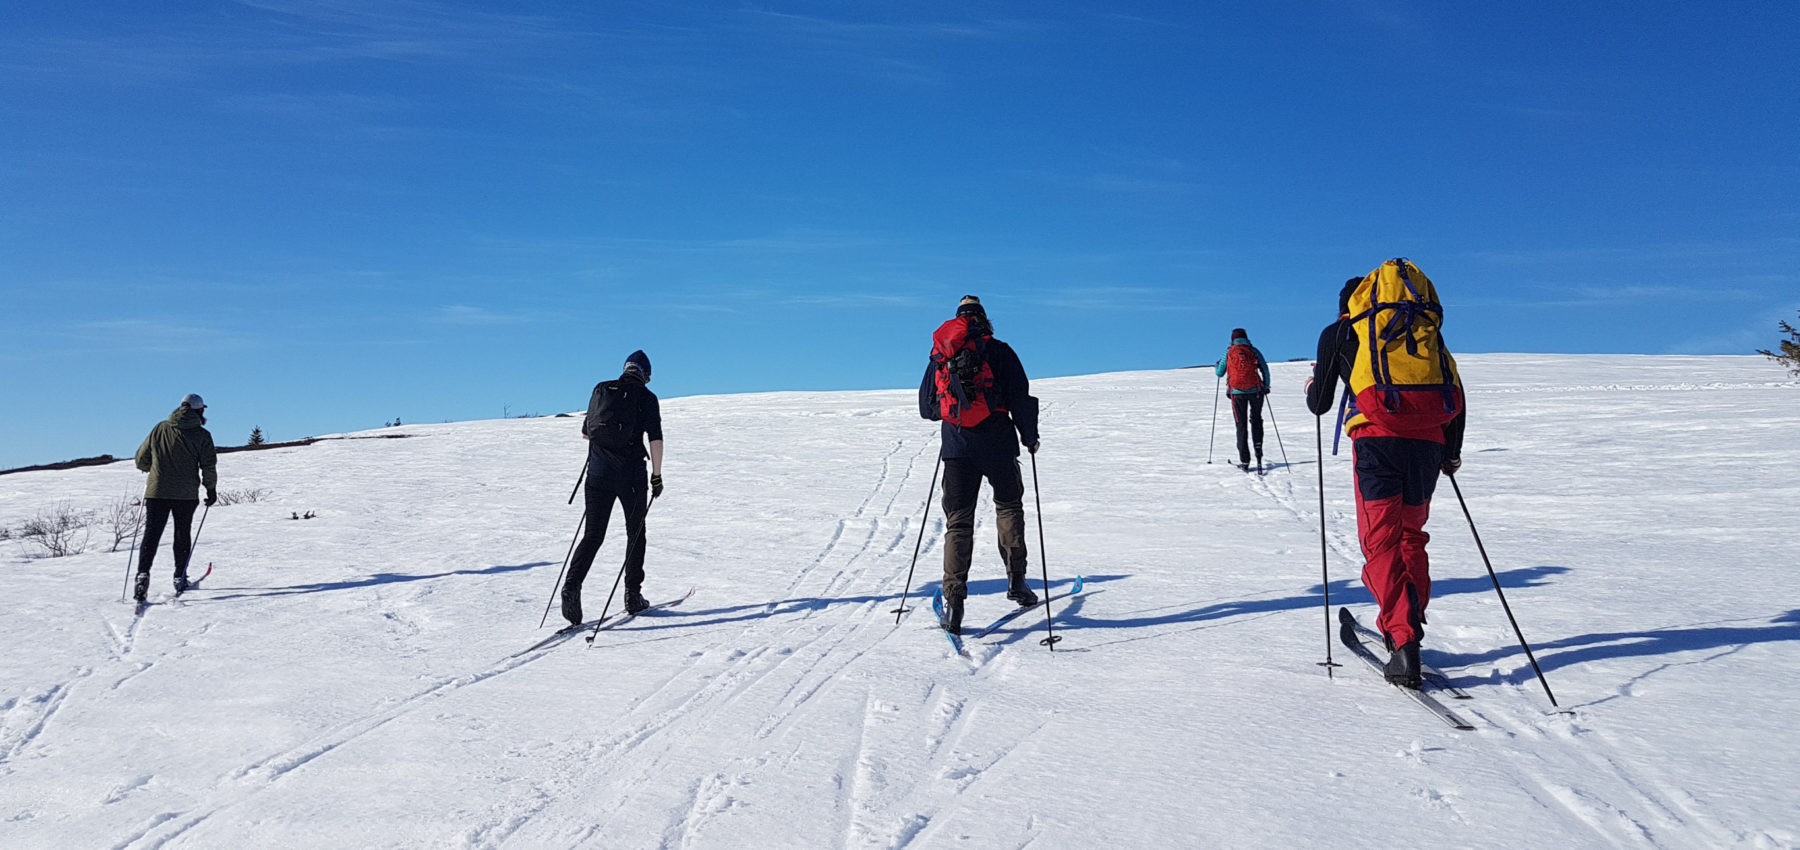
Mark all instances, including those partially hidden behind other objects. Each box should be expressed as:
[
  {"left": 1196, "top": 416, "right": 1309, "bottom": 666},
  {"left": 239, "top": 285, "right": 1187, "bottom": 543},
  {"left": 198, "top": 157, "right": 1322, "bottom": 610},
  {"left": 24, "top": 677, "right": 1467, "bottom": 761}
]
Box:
[{"left": 1352, "top": 436, "right": 1444, "bottom": 648}]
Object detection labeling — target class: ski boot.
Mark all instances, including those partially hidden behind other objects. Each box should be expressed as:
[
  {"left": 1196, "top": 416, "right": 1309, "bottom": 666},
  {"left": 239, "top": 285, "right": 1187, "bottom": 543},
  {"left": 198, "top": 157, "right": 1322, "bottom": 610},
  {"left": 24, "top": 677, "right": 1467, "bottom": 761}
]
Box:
[
  {"left": 173, "top": 573, "right": 190, "bottom": 595},
  {"left": 625, "top": 589, "right": 650, "bottom": 615},
  {"left": 938, "top": 594, "right": 964, "bottom": 635},
  {"left": 561, "top": 586, "right": 583, "bottom": 627},
  {"left": 1005, "top": 572, "right": 1039, "bottom": 607},
  {"left": 133, "top": 571, "right": 150, "bottom": 603},
  {"left": 1383, "top": 641, "right": 1422, "bottom": 689}
]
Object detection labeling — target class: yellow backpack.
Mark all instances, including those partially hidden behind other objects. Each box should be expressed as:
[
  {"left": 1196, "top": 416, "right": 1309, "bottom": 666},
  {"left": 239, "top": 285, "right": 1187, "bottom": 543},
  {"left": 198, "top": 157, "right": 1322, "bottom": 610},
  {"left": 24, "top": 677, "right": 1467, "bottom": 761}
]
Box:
[{"left": 1343, "top": 258, "right": 1463, "bottom": 438}]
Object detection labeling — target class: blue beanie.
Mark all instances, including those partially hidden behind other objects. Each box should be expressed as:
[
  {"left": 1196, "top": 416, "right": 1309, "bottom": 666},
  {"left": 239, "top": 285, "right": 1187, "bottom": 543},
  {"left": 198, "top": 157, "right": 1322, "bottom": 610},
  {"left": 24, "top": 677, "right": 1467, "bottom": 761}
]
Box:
[{"left": 624, "top": 350, "right": 651, "bottom": 380}]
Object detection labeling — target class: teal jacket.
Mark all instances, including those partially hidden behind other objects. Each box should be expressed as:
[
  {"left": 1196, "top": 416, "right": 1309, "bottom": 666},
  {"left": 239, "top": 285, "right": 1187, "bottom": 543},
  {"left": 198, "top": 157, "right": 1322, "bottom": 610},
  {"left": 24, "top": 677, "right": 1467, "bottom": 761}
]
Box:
[
  {"left": 1214, "top": 337, "right": 1271, "bottom": 395},
  {"left": 136, "top": 406, "right": 218, "bottom": 500}
]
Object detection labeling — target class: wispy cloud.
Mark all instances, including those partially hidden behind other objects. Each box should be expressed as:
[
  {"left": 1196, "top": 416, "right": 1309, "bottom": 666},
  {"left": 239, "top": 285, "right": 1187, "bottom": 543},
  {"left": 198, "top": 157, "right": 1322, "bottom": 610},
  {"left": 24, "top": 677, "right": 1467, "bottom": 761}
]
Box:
[
  {"left": 740, "top": 10, "right": 1038, "bottom": 44},
  {"left": 1344, "top": 0, "right": 1432, "bottom": 38},
  {"left": 1667, "top": 326, "right": 1770, "bottom": 355},
  {"left": 428, "top": 305, "right": 530, "bottom": 326},
  {"left": 737, "top": 9, "right": 1044, "bottom": 86},
  {"left": 1032, "top": 285, "right": 1196, "bottom": 311},
  {"left": 1468, "top": 239, "right": 1796, "bottom": 267},
  {"left": 470, "top": 229, "right": 897, "bottom": 259},
  {"left": 1, "top": 1, "right": 571, "bottom": 82},
  {"left": 1567, "top": 283, "right": 1756, "bottom": 302},
  {"left": 780, "top": 293, "right": 925, "bottom": 308},
  {"left": 55, "top": 318, "right": 255, "bottom": 355}
]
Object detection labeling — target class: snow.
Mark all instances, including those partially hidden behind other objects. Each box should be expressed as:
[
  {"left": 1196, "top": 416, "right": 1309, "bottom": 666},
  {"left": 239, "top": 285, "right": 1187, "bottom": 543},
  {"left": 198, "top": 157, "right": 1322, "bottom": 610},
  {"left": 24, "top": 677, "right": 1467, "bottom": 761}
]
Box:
[{"left": 2, "top": 354, "right": 1796, "bottom": 849}]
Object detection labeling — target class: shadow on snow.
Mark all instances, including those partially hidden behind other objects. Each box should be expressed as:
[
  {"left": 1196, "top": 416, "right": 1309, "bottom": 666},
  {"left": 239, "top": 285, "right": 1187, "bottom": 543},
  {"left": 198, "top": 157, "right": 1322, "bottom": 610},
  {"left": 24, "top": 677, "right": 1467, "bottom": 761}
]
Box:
[
  {"left": 199, "top": 562, "right": 548, "bottom": 601},
  {"left": 1432, "top": 609, "right": 1800, "bottom": 678}
]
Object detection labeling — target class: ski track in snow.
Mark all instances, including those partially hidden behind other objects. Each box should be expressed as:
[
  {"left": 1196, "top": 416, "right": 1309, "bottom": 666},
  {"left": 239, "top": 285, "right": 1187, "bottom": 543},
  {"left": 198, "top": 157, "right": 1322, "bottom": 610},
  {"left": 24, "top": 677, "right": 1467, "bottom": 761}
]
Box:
[{"left": 1, "top": 358, "right": 1795, "bottom": 849}]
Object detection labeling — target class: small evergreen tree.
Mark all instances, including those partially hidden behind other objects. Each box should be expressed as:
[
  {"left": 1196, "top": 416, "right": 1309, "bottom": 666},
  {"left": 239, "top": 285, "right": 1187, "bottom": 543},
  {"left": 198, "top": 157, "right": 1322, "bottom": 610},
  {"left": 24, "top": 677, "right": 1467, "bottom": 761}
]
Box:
[
  {"left": 248, "top": 426, "right": 265, "bottom": 446},
  {"left": 1757, "top": 310, "right": 1800, "bottom": 377}
]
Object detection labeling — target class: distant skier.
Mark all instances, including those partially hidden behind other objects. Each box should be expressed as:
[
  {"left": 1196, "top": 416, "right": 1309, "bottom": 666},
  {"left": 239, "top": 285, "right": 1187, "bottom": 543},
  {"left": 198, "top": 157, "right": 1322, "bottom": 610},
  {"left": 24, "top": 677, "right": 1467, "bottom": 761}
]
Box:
[
  {"left": 132, "top": 393, "right": 218, "bottom": 601},
  {"left": 562, "top": 350, "right": 665, "bottom": 625},
  {"left": 1306, "top": 263, "right": 1465, "bottom": 689},
  {"left": 919, "top": 295, "right": 1042, "bottom": 635},
  {"left": 1215, "top": 327, "right": 1271, "bottom": 472}
]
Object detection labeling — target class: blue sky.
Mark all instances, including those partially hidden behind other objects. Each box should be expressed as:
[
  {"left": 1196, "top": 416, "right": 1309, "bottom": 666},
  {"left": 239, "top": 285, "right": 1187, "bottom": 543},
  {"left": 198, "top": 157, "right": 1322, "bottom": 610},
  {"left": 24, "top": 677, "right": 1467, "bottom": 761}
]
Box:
[{"left": 3, "top": 1, "right": 1795, "bottom": 468}]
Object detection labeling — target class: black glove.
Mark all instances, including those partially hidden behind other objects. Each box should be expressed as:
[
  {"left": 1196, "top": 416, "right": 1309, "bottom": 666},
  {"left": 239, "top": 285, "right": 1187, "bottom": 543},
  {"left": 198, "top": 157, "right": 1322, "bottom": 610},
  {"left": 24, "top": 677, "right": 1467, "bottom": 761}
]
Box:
[
  {"left": 650, "top": 474, "right": 664, "bottom": 499},
  {"left": 204, "top": 487, "right": 218, "bottom": 506},
  {"left": 1442, "top": 456, "right": 1461, "bottom": 476},
  {"left": 1027, "top": 441, "right": 1040, "bottom": 455}
]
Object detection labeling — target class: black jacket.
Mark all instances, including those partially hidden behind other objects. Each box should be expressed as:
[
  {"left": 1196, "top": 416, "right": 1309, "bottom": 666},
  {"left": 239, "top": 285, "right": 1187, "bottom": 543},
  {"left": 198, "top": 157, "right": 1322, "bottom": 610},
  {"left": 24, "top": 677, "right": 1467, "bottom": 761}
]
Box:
[
  {"left": 582, "top": 373, "right": 663, "bottom": 487},
  {"left": 919, "top": 337, "right": 1040, "bottom": 460},
  {"left": 1306, "top": 318, "right": 1465, "bottom": 459}
]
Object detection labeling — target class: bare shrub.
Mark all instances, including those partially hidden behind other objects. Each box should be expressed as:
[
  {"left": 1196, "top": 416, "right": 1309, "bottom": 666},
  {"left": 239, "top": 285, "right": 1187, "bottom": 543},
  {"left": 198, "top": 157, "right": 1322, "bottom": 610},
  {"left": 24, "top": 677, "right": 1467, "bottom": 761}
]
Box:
[
  {"left": 19, "top": 502, "right": 93, "bottom": 557},
  {"left": 214, "top": 488, "right": 271, "bottom": 506},
  {"left": 105, "top": 495, "right": 144, "bottom": 552}
]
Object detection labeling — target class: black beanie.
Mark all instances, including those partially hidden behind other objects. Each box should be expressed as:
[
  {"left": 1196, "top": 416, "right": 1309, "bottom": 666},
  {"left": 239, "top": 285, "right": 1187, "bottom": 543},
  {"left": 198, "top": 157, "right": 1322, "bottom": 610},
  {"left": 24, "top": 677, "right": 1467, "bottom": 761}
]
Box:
[
  {"left": 1231, "top": 328, "right": 1247, "bottom": 341},
  {"left": 956, "top": 294, "right": 987, "bottom": 320},
  {"left": 1338, "top": 277, "right": 1361, "bottom": 316},
  {"left": 624, "top": 349, "right": 651, "bottom": 380}
]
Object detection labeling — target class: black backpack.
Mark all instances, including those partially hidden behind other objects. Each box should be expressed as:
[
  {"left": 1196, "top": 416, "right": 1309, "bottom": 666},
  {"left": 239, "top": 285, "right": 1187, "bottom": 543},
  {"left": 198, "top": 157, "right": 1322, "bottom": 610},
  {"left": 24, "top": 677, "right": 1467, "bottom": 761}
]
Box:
[{"left": 583, "top": 379, "right": 641, "bottom": 451}]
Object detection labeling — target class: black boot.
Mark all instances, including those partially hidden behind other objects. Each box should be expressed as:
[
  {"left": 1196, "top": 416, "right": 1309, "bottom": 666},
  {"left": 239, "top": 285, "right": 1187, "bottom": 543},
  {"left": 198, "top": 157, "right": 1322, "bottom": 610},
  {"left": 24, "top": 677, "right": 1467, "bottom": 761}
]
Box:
[
  {"left": 1005, "top": 572, "right": 1038, "bottom": 607},
  {"left": 133, "top": 571, "right": 150, "bottom": 603},
  {"left": 939, "top": 594, "right": 964, "bottom": 635},
  {"left": 561, "top": 587, "right": 582, "bottom": 626},
  {"left": 173, "top": 572, "right": 190, "bottom": 594},
  {"left": 625, "top": 589, "right": 649, "bottom": 615},
  {"left": 1383, "top": 641, "right": 1422, "bottom": 689}
]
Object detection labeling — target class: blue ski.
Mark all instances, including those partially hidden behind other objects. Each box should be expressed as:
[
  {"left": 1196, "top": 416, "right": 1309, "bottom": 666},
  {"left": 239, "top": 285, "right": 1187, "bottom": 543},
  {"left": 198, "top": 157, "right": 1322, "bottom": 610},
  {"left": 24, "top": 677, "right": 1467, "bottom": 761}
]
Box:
[
  {"left": 971, "top": 575, "right": 1084, "bottom": 639},
  {"left": 931, "top": 592, "right": 970, "bottom": 657}
]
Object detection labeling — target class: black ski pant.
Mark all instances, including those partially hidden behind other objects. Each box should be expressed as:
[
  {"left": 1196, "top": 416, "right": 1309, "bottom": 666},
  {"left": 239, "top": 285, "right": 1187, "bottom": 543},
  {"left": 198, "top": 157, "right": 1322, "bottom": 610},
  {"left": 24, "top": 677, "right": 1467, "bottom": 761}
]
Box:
[
  {"left": 139, "top": 498, "right": 199, "bottom": 578},
  {"left": 561, "top": 480, "right": 648, "bottom": 622},
  {"left": 1231, "top": 392, "right": 1266, "bottom": 464},
  {"left": 940, "top": 454, "right": 1028, "bottom": 604}
]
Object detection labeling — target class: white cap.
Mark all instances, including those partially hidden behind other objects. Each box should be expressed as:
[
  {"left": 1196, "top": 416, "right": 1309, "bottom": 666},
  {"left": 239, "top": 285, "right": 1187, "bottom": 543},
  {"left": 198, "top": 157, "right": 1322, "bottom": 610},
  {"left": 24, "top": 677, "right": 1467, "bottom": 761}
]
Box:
[{"left": 181, "top": 393, "right": 206, "bottom": 410}]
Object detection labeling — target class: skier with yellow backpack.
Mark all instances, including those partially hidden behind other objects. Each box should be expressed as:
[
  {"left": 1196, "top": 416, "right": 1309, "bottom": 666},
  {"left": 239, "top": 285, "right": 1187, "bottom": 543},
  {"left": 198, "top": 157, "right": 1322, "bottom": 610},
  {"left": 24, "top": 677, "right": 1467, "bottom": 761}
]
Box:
[{"left": 1305, "top": 259, "right": 1466, "bottom": 688}]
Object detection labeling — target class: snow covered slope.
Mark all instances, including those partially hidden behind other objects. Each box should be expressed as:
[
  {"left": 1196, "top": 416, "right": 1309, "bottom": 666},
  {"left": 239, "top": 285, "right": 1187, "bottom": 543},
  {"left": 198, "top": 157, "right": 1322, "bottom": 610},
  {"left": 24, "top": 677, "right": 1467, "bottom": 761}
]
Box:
[{"left": 2, "top": 355, "right": 1795, "bottom": 849}]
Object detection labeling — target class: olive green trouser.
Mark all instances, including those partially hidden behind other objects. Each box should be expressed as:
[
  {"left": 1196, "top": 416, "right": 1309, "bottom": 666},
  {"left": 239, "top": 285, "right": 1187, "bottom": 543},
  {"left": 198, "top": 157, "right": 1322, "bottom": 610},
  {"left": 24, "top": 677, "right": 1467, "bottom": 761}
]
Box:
[{"left": 940, "top": 456, "right": 1028, "bottom": 603}]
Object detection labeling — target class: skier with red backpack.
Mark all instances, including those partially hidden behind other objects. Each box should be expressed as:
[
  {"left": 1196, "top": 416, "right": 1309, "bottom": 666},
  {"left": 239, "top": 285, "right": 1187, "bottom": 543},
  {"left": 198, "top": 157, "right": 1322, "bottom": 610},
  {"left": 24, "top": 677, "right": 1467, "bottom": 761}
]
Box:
[
  {"left": 1215, "top": 328, "right": 1272, "bottom": 473},
  {"left": 1305, "top": 260, "right": 1466, "bottom": 689},
  {"left": 918, "top": 295, "right": 1041, "bottom": 635}
]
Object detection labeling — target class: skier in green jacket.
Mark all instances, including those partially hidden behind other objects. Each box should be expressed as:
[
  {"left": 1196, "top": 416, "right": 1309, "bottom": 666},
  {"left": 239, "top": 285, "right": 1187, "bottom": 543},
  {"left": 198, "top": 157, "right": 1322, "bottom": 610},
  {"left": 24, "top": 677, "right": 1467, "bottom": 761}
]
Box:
[{"left": 133, "top": 394, "right": 218, "bottom": 601}]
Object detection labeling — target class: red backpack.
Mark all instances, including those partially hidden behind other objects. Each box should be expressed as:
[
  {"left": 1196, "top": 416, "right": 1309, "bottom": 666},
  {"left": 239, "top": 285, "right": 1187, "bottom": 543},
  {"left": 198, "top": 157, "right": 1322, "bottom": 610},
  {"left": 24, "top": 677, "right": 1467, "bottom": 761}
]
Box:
[
  {"left": 1226, "top": 343, "right": 1264, "bottom": 392},
  {"left": 931, "top": 317, "right": 1001, "bottom": 427}
]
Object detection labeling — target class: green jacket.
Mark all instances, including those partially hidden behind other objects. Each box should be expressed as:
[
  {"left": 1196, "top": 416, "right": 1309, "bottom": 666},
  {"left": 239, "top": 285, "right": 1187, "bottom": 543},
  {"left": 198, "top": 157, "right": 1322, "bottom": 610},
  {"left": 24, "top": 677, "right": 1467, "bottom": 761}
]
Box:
[{"left": 136, "top": 406, "right": 218, "bottom": 500}]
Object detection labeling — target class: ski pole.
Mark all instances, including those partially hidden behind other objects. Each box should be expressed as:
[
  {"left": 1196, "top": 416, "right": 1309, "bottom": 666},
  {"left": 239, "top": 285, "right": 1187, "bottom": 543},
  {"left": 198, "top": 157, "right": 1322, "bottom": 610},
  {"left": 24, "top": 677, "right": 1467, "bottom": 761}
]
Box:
[
  {"left": 180, "top": 503, "right": 211, "bottom": 584},
  {"left": 538, "top": 512, "right": 587, "bottom": 628},
  {"left": 586, "top": 494, "right": 656, "bottom": 644},
  {"left": 1331, "top": 387, "right": 1349, "bottom": 456},
  {"left": 1206, "top": 373, "right": 1222, "bottom": 464},
  {"left": 1028, "top": 453, "right": 1062, "bottom": 650},
  {"left": 540, "top": 459, "right": 592, "bottom": 627},
  {"left": 1447, "top": 473, "right": 1558, "bottom": 707},
  {"left": 1265, "top": 392, "right": 1290, "bottom": 471},
  {"left": 119, "top": 507, "right": 143, "bottom": 603},
  {"left": 1315, "top": 415, "right": 1339, "bottom": 675},
  {"left": 567, "top": 462, "right": 587, "bottom": 505},
  {"left": 191, "top": 503, "right": 210, "bottom": 552},
  {"left": 892, "top": 458, "right": 943, "bottom": 623}
]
